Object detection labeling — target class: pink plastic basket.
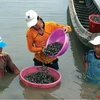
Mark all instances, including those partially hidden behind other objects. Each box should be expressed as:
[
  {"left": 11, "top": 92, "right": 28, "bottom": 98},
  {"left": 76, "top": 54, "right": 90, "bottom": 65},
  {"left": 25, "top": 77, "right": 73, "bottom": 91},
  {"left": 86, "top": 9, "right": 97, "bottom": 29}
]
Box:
[
  {"left": 20, "top": 66, "right": 61, "bottom": 88},
  {"left": 46, "top": 28, "right": 69, "bottom": 57}
]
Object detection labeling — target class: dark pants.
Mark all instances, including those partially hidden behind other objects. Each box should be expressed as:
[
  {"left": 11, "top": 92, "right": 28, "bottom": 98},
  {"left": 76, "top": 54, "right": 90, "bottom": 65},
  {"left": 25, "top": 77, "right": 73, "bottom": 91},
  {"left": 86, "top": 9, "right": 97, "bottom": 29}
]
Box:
[{"left": 33, "top": 58, "right": 59, "bottom": 70}]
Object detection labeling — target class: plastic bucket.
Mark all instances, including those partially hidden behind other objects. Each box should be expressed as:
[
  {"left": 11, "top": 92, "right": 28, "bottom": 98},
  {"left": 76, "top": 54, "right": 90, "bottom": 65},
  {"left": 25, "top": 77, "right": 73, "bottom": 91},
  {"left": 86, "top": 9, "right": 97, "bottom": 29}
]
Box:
[
  {"left": 20, "top": 66, "right": 61, "bottom": 88},
  {"left": 46, "top": 28, "right": 69, "bottom": 57},
  {"left": 89, "top": 14, "right": 100, "bottom": 33}
]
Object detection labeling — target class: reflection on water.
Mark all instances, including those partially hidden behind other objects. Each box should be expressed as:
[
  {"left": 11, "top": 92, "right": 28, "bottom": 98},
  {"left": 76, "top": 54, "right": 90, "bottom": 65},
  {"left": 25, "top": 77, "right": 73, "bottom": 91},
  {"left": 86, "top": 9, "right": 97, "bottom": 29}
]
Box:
[
  {"left": 20, "top": 81, "right": 61, "bottom": 99},
  {"left": 67, "top": 8, "right": 89, "bottom": 74},
  {"left": 67, "top": 7, "right": 100, "bottom": 99},
  {"left": 0, "top": 0, "right": 100, "bottom": 99},
  {"left": 0, "top": 73, "right": 18, "bottom": 99}
]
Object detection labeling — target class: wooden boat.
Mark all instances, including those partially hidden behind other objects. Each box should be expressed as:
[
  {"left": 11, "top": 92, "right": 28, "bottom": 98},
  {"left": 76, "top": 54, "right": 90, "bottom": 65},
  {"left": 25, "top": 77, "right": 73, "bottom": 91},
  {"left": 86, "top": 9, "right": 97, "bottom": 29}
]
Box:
[{"left": 68, "top": 0, "right": 100, "bottom": 48}]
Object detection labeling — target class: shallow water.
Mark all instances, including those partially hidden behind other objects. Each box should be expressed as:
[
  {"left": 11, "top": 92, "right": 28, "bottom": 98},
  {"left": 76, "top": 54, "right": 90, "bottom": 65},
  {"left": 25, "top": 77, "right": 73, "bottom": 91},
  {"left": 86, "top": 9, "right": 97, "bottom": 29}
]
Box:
[{"left": 0, "top": 0, "right": 100, "bottom": 99}]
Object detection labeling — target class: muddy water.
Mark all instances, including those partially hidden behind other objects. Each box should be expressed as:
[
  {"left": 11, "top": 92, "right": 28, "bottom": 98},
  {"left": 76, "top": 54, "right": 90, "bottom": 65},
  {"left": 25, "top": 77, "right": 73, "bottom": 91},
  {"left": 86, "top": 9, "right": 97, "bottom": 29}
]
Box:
[{"left": 0, "top": 0, "right": 100, "bottom": 99}]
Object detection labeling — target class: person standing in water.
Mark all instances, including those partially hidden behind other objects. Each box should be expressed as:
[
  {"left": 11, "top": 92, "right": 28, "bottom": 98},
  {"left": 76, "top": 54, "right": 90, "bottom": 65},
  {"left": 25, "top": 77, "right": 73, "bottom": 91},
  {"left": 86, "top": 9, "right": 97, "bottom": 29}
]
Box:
[
  {"left": 25, "top": 10, "right": 72, "bottom": 70},
  {"left": 0, "top": 37, "right": 20, "bottom": 78},
  {"left": 83, "top": 36, "right": 100, "bottom": 84}
]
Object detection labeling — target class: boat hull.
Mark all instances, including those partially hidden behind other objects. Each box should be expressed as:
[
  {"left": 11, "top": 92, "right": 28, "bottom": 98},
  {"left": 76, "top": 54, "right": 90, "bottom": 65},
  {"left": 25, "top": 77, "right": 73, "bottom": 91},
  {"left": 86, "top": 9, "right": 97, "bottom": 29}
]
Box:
[{"left": 68, "top": 0, "right": 100, "bottom": 48}]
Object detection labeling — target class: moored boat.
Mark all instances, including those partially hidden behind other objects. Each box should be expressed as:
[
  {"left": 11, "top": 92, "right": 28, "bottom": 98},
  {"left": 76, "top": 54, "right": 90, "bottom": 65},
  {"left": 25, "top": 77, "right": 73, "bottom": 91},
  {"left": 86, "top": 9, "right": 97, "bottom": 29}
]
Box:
[{"left": 68, "top": 0, "right": 100, "bottom": 48}]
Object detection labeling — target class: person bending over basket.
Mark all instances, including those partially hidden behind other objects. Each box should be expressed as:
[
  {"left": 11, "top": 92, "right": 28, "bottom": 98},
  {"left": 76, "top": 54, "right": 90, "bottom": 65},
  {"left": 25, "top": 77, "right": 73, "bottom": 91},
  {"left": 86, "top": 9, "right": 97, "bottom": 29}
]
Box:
[
  {"left": 25, "top": 10, "right": 72, "bottom": 70},
  {"left": 0, "top": 37, "right": 20, "bottom": 78},
  {"left": 83, "top": 36, "right": 100, "bottom": 84}
]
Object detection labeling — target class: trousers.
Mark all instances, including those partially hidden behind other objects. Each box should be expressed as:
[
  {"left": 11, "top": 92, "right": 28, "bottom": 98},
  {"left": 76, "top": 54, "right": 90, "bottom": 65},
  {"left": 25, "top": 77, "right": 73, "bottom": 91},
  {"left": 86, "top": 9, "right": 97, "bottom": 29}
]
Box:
[{"left": 33, "top": 58, "right": 59, "bottom": 70}]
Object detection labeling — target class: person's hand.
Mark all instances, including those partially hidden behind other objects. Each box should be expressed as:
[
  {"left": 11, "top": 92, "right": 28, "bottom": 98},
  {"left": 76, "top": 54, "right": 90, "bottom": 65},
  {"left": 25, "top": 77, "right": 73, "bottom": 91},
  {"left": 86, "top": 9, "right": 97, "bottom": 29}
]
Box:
[
  {"left": 42, "top": 46, "right": 46, "bottom": 53},
  {"left": 42, "top": 46, "right": 49, "bottom": 56},
  {"left": 63, "top": 27, "right": 68, "bottom": 33},
  {"left": 0, "top": 52, "right": 8, "bottom": 57}
]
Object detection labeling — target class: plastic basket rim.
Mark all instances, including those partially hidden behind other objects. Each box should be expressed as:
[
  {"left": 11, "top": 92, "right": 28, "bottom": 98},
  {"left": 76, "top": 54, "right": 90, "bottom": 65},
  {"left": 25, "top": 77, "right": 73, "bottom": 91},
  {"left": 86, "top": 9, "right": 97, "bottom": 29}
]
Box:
[
  {"left": 46, "top": 28, "right": 69, "bottom": 57},
  {"left": 89, "top": 14, "right": 100, "bottom": 24},
  {"left": 20, "top": 66, "right": 62, "bottom": 86}
]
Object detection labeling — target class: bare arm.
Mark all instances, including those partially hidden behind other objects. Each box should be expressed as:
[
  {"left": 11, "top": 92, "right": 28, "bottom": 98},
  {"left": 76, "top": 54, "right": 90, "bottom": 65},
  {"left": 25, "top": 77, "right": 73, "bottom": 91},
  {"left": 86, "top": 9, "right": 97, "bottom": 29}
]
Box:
[{"left": 83, "top": 56, "right": 88, "bottom": 71}]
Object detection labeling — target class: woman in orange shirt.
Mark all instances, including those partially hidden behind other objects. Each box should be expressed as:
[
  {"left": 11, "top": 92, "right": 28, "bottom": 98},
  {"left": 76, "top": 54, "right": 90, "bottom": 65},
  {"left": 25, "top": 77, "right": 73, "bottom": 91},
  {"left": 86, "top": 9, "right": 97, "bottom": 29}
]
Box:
[{"left": 25, "top": 10, "right": 72, "bottom": 70}]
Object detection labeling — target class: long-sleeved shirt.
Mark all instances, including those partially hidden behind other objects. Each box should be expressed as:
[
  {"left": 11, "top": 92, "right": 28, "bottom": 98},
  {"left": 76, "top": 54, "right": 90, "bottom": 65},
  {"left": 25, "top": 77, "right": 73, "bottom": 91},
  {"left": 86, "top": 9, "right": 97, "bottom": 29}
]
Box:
[
  {"left": 0, "top": 52, "right": 20, "bottom": 78},
  {"left": 26, "top": 21, "right": 72, "bottom": 63}
]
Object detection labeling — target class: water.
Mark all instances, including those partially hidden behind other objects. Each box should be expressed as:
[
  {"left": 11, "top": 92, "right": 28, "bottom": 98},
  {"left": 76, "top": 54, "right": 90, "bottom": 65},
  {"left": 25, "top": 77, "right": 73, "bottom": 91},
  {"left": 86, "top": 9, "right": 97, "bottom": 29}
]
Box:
[{"left": 0, "top": 0, "right": 100, "bottom": 99}]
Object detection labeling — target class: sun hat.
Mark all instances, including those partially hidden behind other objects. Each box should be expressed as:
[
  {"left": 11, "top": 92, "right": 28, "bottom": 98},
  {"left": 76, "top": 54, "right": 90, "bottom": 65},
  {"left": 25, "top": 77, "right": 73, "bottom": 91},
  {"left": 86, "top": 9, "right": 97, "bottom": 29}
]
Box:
[
  {"left": 89, "top": 36, "right": 100, "bottom": 45},
  {"left": 0, "top": 37, "right": 6, "bottom": 48},
  {"left": 25, "top": 10, "right": 38, "bottom": 27}
]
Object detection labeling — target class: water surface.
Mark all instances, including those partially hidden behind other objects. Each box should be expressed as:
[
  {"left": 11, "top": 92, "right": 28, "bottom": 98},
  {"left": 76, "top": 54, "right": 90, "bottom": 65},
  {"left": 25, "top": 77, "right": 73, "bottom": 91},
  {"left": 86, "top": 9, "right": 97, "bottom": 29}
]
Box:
[{"left": 0, "top": 0, "right": 100, "bottom": 99}]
